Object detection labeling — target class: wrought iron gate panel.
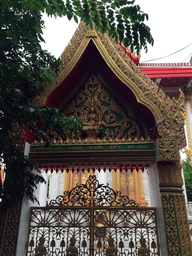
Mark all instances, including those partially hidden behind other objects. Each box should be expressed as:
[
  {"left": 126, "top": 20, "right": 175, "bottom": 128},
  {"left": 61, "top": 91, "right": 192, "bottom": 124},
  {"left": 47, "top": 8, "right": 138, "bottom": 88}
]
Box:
[
  {"left": 93, "top": 208, "right": 159, "bottom": 256},
  {"left": 27, "top": 176, "right": 160, "bottom": 256},
  {"left": 28, "top": 207, "right": 91, "bottom": 256}
]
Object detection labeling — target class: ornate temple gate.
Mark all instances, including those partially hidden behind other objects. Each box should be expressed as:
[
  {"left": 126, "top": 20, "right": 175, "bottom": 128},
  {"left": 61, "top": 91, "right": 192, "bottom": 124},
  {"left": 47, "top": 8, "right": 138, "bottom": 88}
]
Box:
[
  {"left": 1, "top": 22, "right": 191, "bottom": 256},
  {"left": 8, "top": 24, "right": 189, "bottom": 256},
  {"left": 27, "top": 175, "right": 160, "bottom": 256}
]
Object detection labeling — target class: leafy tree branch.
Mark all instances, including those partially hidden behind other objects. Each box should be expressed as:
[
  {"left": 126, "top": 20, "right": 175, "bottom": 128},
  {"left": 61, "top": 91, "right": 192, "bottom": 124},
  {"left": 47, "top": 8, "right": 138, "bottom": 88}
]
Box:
[
  {"left": 183, "top": 156, "right": 192, "bottom": 202},
  {"left": 0, "top": 0, "right": 153, "bottom": 206}
]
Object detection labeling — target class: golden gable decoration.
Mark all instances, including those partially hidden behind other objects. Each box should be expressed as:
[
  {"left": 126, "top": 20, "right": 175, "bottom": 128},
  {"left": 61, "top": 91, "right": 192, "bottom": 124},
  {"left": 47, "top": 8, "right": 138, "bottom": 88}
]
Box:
[
  {"left": 62, "top": 74, "right": 150, "bottom": 144},
  {"left": 33, "top": 74, "right": 152, "bottom": 145},
  {"left": 157, "top": 90, "right": 186, "bottom": 145},
  {"left": 30, "top": 23, "right": 185, "bottom": 147}
]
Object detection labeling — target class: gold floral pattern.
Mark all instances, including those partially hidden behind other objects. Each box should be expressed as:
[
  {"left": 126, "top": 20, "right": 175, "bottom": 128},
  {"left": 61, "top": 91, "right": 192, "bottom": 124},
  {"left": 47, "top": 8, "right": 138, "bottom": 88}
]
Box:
[{"left": 161, "top": 193, "right": 192, "bottom": 256}]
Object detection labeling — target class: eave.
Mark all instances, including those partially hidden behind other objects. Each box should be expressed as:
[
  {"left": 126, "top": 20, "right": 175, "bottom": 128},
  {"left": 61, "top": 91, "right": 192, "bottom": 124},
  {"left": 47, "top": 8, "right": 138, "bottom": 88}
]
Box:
[{"left": 140, "top": 67, "right": 192, "bottom": 79}]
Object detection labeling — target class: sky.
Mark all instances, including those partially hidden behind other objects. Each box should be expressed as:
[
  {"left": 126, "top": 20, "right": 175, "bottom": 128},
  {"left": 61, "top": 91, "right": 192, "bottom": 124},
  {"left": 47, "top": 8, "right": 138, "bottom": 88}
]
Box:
[{"left": 41, "top": 0, "right": 192, "bottom": 64}]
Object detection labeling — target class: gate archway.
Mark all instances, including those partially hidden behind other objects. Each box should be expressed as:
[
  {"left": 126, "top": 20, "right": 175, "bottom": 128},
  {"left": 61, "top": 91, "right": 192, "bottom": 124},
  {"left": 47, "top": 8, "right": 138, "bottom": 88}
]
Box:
[{"left": 27, "top": 175, "right": 160, "bottom": 256}]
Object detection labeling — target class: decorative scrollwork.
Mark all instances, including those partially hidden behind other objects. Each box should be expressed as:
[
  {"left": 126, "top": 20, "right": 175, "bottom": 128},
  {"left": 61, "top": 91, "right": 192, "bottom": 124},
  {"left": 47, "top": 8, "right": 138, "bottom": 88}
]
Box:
[
  {"left": 47, "top": 175, "right": 138, "bottom": 207},
  {"left": 1, "top": 198, "right": 23, "bottom": 256},
  {"left": 28, "top": 175, "right": 160, "bottom": 256},
  {"left": 157, "top": 90, "right": 185, "bottom": 143},
  {"left": 60, "top": 74, "right": 149, "bottom": 143},
  {"left": 33, "top": 73, "right": 153, "bottom": 146},
  {"left": 156, "top": 139, "right": 179, "bottom": 162},
  {"left": 161, "top": 193, "right": 192, "bottom": 256}
]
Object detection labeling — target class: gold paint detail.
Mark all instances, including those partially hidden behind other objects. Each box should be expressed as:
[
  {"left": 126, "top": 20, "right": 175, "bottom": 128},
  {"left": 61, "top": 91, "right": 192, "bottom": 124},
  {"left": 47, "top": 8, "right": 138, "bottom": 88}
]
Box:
[
  {"left": 1, "top": 198, "right": 23, "bottom": 256},
  {"left": 64, "top": 171, "right": 69, "bottom": 192},
  {"left": 33, "top": 74, "right": 152, "bottom": 145},
  {"left": 8, "top": 122, "right": 25, "bottom": 150},
  {"left": 30, "top": 25, "right": 185, "bottom": 147},
  {"left": 64, "top": 169, "right": 93, "bottom": 193},
  {"left": 160, "top": 187, "right": 184, "bottom": 193},
  {"left": 121, "top": 171, "right": 127, "bottom": 196},
  {"left": 158, "top": 161, "right": 190, "bottom": 255},
  {"left": 63, "top": 74, "right": 146, "bottom": 142},
  {"left": 48, "top": 175, "right": 139, "bottom": 207},
  {"left": 29, "top": 153, "right": 154, "bottom": 170},
  {"left": 174, "top": 194, "right": 192, "bottom": 255},
  {"left": 161, "top": 193, "right": 181, "bottom": 256},
  {"left": 138, "top": 169, "right": 148, "bottom": 207},
  {"left": 28, "top": 176, "right": 160, "bottom": 255},
  {"left": 157, "top": 90, "right": 186, "bottom": 145},
  {"left": 156, "top": 139, "right": 179, "bottom": 162},
  {"left": 161, "top": 193, "right": 192, "bottom": 256},
  {"left": 157, "top": 163, "right": 183, "bottom": 188},
  {"left": 128, "top": 170, "right": 136, "bottom": 202},
  {"left": 31, "top": 24, "right": 169, "bottom": 127},
  {"left": 31, "top": 23, "right": 89, "bottom": 108},
  {"left": 72, "top": 170, "right": 79, "bottom": 188},
  {"left": 86, "top": 29, "right": 97, "bottom": 38},
  {"left": 94, "top": 29, "right": 169, "bottom": 120},
  {"left": 112, "top": 168, "right": 148, "bottom": 207}
]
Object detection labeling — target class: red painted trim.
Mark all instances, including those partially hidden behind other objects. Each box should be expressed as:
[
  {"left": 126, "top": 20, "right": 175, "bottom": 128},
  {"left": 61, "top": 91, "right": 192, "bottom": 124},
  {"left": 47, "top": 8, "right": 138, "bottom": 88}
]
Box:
[
  {"left": 120, "top": 44, "right": 140, "bottom": 66},
  {"left": 140, "top": 68, "right": 192, "bottom": 79}
]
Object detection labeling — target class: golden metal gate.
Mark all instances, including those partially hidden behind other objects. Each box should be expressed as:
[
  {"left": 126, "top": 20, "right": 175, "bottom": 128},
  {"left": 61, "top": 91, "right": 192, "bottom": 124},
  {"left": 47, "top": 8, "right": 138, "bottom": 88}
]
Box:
[{"left": 27, "top": 175, "right": 160, "bottom": 256}]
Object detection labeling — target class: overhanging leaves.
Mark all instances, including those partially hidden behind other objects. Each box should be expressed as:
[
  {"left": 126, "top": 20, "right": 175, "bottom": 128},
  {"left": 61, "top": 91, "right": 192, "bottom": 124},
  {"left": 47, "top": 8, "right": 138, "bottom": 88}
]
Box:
[{"left": 0, "top": 0, "right": 153, "bottom": 206}]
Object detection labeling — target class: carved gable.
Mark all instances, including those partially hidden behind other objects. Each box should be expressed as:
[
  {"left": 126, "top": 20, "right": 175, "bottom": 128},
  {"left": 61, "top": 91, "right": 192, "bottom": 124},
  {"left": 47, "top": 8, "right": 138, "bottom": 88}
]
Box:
[{"left": 60, "top": 74, "right": 151, "bottom": 144}]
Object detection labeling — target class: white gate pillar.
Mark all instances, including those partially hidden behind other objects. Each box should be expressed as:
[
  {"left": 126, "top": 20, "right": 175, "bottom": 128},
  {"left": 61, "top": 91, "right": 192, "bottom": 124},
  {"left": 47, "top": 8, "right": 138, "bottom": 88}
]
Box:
[{"left": 148, "top": 165, "right": 168, "bottom": 256}]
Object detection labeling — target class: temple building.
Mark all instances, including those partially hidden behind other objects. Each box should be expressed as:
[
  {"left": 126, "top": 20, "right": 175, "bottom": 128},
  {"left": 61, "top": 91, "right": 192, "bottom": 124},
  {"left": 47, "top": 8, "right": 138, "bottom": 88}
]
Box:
[
  {"left": 1, "top": 23, "right": 192, "bottom": 256},
  {"left": 44, "top": 55, "right": 192, "bottom": 210},
  {"left": 140, "top": 60, "right": 192, "bottom": 161}
]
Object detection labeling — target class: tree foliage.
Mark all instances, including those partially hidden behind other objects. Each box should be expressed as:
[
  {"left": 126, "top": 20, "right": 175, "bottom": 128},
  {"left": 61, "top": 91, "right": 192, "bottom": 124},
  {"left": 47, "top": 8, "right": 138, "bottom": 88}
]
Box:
[
  {"left": 21, "top": 0, "right": 154, "bottom": 53},
  {"left": 183, "top": 156, "right": 192, "bottom": 201},
  {"left": 0, "top": 0, "right": 153, "bottom": 205}
]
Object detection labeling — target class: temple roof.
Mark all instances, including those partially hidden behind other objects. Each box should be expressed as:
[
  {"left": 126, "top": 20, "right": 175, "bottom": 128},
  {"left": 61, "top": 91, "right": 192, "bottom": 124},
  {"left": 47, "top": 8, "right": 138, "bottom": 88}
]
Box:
[
  {"left": 32, "top": 23, "right": 171, "bottom": 123},
  {"left": 30, "top": 23, "right": 186, "bottom": 148},
  {"left": 139, "top": 62, "right": 191, "bottom": 68},
  {"left": 139, "top": 60, "right": 192, "bottom": 92}
]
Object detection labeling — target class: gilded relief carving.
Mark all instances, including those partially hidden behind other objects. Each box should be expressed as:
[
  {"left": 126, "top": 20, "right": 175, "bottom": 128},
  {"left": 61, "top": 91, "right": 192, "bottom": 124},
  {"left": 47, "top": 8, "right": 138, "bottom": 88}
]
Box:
[
  {"left": 112, "top": 169, "right": 137, "bottom": 203},
  {"left": 161, "top": 194, "right": 181, "bottom": 256},
  {"left": 29, "top": 23, "right": 186, "bottom": 147},
  {"left": 32, "top": 23, "right": 165, "bottom": 120},
  {"left": 158, "top": 159, "right": 192, "bottom": 255},
  {"left": 1, "top": 198, "right": 23, "bottom": 256},
  {"left": 158, "top": 163, "right": 183, "bottom": 188},
  {"left": 161, "top": 193, "right": 192, "bottom": 256},
  {"left": 95, "top": 28, "right": 186, "bottom": 147},
  {"left": 174, "top": 194, "right": 191, "bottom": 255},
  {"left": 157, "top": 90, "right": 185, "bottom": 142},
  {"left": 156, "top": 139, "right": 179, "bottom": 162},
  {"left": 125, "top": 170, "right": 135, "bottom": 202},
  {"left": 8, "top": 122, "right": 25, "bottom": 150},
  {"left": 59, "top": 74, "right": 149, "bottom": 144},
  {"left": 138, "top": 169, "right": 148, "bottom": 207},
  {"left": 35, "top": 81, "right": 185, "bottom": 147},
  {"left": 120, "top": 171, "right": 127, "bottom": 196}
]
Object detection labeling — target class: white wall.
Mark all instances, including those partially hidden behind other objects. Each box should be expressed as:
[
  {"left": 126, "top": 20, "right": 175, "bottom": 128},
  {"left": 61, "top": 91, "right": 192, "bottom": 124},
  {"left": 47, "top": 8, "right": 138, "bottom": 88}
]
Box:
[
  {"left": 16, "top": 170, "right": 48, "bottom": 256},
  {"left": 186, "top": 102, "right": 192, "bottom": 137},
  {"left": 143, "top": 170, "right": 151, "bottom": 206},
  {"left": 148, "top": 164, "right": 168, "bottom": 256}
]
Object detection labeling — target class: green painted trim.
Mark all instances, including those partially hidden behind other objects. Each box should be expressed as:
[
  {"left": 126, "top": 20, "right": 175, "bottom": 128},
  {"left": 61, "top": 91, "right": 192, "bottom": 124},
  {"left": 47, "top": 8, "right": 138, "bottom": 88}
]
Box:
[
  {"left": 162, "top": 195, "right": 181, "bottom": 256},
  {"left": 30, "top": 143, "right": 154, "bottom": 153}
]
